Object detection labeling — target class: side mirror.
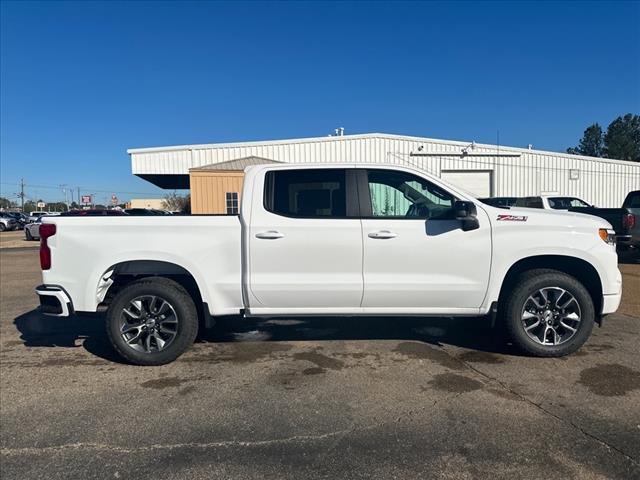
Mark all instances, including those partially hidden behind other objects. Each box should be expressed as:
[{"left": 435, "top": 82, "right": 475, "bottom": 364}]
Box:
[{"left": 454, "top": 200, "right": 480, "bottom": 231}]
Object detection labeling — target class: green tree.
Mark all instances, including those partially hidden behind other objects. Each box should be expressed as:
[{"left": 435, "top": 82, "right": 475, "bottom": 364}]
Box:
[
  {"left": 566, "top": 123, "right": 604, "bottom": 157},
  {"left": 0, "top": 197, "right": 17, "bottom": 210},
  {"left": 604, "top": 113, "right": 640, "bottom": 162}
]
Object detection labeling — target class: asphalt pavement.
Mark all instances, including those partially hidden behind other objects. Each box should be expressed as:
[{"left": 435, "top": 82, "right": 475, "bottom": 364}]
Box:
[{"left": 1, "top": 248, "right": 639, "bottom": 479}]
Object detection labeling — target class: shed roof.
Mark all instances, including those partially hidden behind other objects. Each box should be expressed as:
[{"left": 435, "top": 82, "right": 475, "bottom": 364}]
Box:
[{"left": 189, "top": 156, "right": 283, "bottom": 172}]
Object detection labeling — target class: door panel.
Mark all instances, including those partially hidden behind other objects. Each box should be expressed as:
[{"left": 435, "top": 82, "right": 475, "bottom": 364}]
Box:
[
  {"left": 248, "top": 168, "right": 363, "bottom": 310},
  {"left": 360, "top": 168, "right": 491, "bottom": 311}
]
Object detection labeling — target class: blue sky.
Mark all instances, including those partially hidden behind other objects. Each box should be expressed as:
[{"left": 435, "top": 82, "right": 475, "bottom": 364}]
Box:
[{"left": 1, "top": 1, "right": 639, "bottom": 204}]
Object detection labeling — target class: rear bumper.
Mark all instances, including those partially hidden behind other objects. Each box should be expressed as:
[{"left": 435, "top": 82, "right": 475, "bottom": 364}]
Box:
[{"left": 35, "top": 285, "right": 73, "bottom": 317}]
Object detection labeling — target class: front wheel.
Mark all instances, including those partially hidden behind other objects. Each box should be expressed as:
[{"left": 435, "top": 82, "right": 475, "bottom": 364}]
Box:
[
  {"left": 502, "top": 269, "right": 595, "bottom": 357},
  {"left": 106, "top": 278, "right": 199, "bottom": 365},
  {"left": 25, "top": 229, "right": 33, "bottom": 241}
]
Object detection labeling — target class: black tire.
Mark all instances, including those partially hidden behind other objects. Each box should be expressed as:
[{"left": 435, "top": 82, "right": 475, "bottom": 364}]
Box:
[
  {"left": 0, "top": 224, "right": 5, "bottom": 232},
  {"left": 106, "top": 277, "right": 199, "bottom": 365},
  {"left": 501, "top": 269, "right": 594, "bottom": 357},
  {"left": 25, "top": 229, "right": 33, "bottom": 241}
]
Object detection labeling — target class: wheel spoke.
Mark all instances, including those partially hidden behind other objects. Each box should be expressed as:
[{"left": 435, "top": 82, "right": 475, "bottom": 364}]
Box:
[
  {"left": 121, "top": 323, "right": 142, "bottom": 334},
  {"left": 123, "top": 308, "right": 141, "bottom": 319},
  {"left": 126, "top": 330, "right": 143, "bottom": 345},
  {"left": 522, "top": 311, "right": 537, "bottom": 320},
  {"left": 524, "top": 319, "right": 541, "bottom": 332},
  {"left": 559, "top": 320, "right": 577, "bottom": 333},
  {"left": 563, "top": 312, "right": 580, "bottom": 322},
  {"left": 153, "top": 333, "right": 166, "bottom": 350}
]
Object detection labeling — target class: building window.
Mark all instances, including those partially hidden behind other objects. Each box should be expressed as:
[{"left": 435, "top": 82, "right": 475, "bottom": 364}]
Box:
[{"left": 225, "top": 192, "right": 239, "bottom": 214}]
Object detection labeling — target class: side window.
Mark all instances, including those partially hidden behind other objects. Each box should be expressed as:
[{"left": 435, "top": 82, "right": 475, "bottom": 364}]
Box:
[
  {"left": 225, "top": 192, "right": 239, "bottom": 214},
  {"left": 264, "top": 169, "right": 346, "bottom": 218},
  {"left": 366, "top": 169, "right": 455, "bottom": 219},
  {"left": 525, "top": 197, "right": 544, "bottom": 209}
]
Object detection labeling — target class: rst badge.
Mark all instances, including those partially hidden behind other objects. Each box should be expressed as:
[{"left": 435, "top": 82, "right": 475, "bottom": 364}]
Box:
[{"left": 497, "top": 214, "right": 528, "bottom": 222}]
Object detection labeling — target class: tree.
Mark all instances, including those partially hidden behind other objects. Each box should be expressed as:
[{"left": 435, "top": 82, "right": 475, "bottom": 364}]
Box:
[
  {"left": 0, "top": 197, "right": 17, "bottom": 210},
  {"left": 162, "top": 192, "right": 190, "bottom": 212},
  {"left": 604, "top": 113, "right": 640, "bottom": 162},
  {"left": 566, "top": 123, "right": 604, "bottom": 157}
]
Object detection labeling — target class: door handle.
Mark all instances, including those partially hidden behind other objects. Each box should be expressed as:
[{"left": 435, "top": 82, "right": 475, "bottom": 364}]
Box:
[
  {"left": 255, "top": 230, "right": 285, "bottom": 239},
  {"left": 368, "top": 230, "right": 398, "bottom": 239}
]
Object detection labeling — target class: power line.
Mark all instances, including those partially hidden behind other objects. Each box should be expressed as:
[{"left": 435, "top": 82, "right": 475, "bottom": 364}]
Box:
[{"left": 0, "top": 182, "right": 166, "bottom": 196}]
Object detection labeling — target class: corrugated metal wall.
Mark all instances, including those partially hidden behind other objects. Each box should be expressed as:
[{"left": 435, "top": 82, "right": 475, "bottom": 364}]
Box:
[
  {"left": 131, "top": 135, "right": 640, "bottom": 207},
  {"left": 190, "top": 171, "right": 244, "bottom": 214}
]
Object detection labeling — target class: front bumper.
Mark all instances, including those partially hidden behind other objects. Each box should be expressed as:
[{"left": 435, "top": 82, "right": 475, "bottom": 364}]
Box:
[
  {"left": 601, "top": 292, "right": 622, "bottom": 315},
  {"left": 35, "top": 285, "right": 73, "bottom": 317}
]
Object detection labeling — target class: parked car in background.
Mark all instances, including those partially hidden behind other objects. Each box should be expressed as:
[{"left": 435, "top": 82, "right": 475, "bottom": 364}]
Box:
[
  {"left": 36, "top": 163, "right": 621, "bottom": 365},
  {"left": 621, "top": 190, "right": 640, "bottom": 250},
  {"left": 124, "top": 208, "right": 168, "bottom": 216},
  {"left": 60, "top": 209, "right": 128, "bottom": 216},
  {"left": 514, "top": 196, "right": 591, "bottom": 210},
  {"left": 24, "top": 215, "right": 49, "bottom": 240},
  {"left": 28, "top": 211, "right": 59, "bottom": 222},
  {"left": 479, "top": 197, "right": 518, "bottom": 208},
  {"left": 0, "top": 213, "right": 18, "bottom": 231},
  {"left": 5, "top": 211, "right": 29, "bottom": 228}
]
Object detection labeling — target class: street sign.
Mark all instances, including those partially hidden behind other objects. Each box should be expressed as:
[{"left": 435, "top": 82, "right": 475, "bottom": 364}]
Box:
[
  {"left": 37, "top": 201, "right": 46, "bottom": 208},
  {"left": 81, "top": 195, "right": 92, "bottom": 204},
  {"left": 111, "top": 194, "right": 118, "bottom": 206}
]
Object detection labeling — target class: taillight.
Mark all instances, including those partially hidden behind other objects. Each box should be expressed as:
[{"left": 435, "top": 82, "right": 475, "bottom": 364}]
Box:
[
  {"left": 622, "top": 213, "right": 636, "bottom": 230},
  {"left": 39, "top": 223, "right": 56, "bottom": 270}
]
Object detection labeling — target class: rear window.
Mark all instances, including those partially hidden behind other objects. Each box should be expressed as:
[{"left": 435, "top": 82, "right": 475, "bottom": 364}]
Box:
[
  {"left": 624, "top": 191, "right": 640, "bottom": 208},
  {"left": 264, "top": 169, "right": 346, "bottom": 218},
  {"left": 515, "top": 197, "right": 544, "bottom": 209}
]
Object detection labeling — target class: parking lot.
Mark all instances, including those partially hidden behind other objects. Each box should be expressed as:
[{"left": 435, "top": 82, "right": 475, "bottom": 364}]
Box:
[{"left": 0, "top": 247, "right": 639, "bottom": 479}]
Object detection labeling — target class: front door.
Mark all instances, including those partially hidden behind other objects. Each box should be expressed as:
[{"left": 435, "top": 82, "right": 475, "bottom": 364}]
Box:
[
  {"left": 359, "top": 168, "right": 491, "bottom": 313},
  {"left": 248, "top": 168, "right": 363, "bottom": 312}
]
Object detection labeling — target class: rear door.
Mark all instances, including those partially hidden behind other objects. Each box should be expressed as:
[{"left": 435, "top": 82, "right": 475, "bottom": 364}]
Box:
[
  {"left": 359, "top": 168, "right": 491, "bottom": 313},
  {"left": 247, "top": 168, "right": 363, "bottom": 312}
]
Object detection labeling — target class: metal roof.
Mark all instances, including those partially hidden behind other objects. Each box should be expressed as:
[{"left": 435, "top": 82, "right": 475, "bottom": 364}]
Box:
[
  {"left": 189, "top": 156, "right": 283, "bottom": 172},
  {"left": 127, "top": 132, "right": 636, "bottom": 166}
]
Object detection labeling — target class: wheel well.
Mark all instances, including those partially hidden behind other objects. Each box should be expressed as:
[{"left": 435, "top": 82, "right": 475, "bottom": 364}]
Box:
[
  {"left": 99, "top": 260, "right": 213, "bottom": 329},
  {"left": 498, "top": 255, "right": 603, "bottom": 314}
]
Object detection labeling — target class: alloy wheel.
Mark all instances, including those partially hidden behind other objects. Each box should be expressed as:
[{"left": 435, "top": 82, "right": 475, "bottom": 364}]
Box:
[
  {"left": 119, "top": 295, "right": 179, "bottom": 353},
  {"left": 521, "top": 287, "right": 581, "bottom": 346}
]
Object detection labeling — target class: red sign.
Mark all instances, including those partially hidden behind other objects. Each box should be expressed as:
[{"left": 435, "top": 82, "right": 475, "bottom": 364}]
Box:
[{"left": 81, "top": 195, "right": 92, "bottom": 204}]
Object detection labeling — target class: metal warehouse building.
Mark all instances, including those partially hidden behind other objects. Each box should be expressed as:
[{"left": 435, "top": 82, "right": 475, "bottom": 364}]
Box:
[{"left": 128, "top": 133, "right": 640, "bottom": 214}]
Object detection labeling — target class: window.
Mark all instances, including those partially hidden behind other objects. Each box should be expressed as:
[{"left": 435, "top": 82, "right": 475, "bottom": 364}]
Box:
[
  {"left": 548, "top": 197, "right": 589, "bottom": 209},
  {"left": 264, "top": 169, "right": 346, "bottom": 218},
  {"left": 516, "top": 197, "right": 544, "bottom": 209},
  {"left": 225, "top": 192, "right": 239, "bottom": 214},
  {"left": 624, "top": 191, "right": 640, "bottom": 208},
  {"left": 366, "top": 169, "right": 455, "bottom": 219}
]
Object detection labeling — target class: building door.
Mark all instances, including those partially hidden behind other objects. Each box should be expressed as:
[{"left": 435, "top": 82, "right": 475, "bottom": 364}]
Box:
[
  {"left": 247, "top": 168, "right": 364, "bottom": 312},
  {"left": 360, "top": 168, "right": 491, "bottom": 313},
  {"left": 440, "top": 170, "right": 492, "bottom": 198}
]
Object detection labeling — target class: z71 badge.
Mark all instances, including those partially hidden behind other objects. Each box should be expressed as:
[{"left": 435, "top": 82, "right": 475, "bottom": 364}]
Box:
[{"left": 497, "top": 214, "right": 528, "bottom": 222}]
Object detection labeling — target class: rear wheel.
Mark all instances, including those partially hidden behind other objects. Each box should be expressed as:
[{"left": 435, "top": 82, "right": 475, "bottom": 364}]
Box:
[
  {"left": 25, "top": 229, "right": 33, "bottom": 240},
  {"left": 106, "top": 278, "right": 199, "bottom": 365},
  {"left": 0, "top": 224, "right": 5, "bottom": 232},
  {"left": 502, "top": 269, "right": 594, "bottom": 357}
]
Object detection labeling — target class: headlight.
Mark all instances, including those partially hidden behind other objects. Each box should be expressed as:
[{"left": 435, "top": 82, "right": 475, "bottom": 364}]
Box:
[{"left": 598, "top": 228, "right": 616, "bottom": 245}]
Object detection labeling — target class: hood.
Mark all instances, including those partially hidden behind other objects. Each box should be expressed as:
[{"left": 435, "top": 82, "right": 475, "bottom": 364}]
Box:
[{"left": 481, "top": 205, "right": 613, "bottom": 230}]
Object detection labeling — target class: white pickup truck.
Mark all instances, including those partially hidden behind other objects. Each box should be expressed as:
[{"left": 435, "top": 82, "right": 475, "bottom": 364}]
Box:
[{"left": 36, "top": 163, "right": 622, "bottom": 365}]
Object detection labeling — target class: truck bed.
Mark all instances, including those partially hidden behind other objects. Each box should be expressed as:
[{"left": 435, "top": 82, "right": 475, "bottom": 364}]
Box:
[{"left": 42, "top": 215, "right": 243, "bottom": 314}]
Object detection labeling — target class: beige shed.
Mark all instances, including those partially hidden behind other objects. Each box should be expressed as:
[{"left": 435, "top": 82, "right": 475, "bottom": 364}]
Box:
[{"left": 189, "top": 156, "right": 282, "bottom": 214}]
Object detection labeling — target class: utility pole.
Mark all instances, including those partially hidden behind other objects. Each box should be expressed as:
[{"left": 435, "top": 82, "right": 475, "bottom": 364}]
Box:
[{"left": 19, "top": 178, "right": 25, "bottom": 212}]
